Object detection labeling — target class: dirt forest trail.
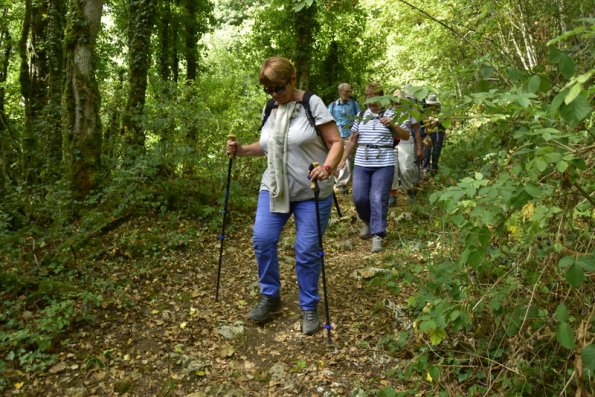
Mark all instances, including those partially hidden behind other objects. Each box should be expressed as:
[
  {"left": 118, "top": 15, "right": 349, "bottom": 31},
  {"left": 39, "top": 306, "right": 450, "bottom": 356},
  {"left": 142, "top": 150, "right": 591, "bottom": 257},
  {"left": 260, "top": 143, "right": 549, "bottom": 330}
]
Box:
[{"left": 17, "top": 191, "right": 435, "bottom": 397}]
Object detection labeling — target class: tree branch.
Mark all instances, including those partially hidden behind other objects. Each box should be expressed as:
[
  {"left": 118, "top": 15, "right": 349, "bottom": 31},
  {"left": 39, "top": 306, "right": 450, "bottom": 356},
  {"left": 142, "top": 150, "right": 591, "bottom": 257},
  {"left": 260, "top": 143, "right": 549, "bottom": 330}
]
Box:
[{"left": 394, "top": 0, "right": 511, "bottom": 86}]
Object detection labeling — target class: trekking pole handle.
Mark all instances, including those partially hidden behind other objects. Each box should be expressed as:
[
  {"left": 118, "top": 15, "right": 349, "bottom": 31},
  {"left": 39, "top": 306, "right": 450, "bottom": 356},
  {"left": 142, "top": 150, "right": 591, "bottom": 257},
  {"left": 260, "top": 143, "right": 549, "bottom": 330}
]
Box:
[
  {"left": 309, "top": 161, "right": 320, "bottom": 190},
  {"left": 227, "top": 134, "right": 237, "bottom": 159}
]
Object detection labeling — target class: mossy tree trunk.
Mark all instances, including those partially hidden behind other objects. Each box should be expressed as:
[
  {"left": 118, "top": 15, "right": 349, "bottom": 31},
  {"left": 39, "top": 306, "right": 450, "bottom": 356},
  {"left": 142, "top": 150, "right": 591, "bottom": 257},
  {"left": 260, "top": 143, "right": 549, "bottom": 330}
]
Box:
[
  {"left": 157, "top": 0, "right": 174, "bottom": 82},
  {"left": 19, "top": 0, "right": 51, "bottom": 183},
  {"left": 45, "top": 0, "right": 66, "bottom": 174},
  {"left": 122, "top": 0, "right": 156, "bottom": 154},
  {"left": 16, "top": 0, "right": 66, "bottom": 183},
  {"left": 0, "top": 7, "right": 13, "bottom": 186},
  {"left": 63, "top": 0, "right": 103, "bottom": 200},
  {"left": 181, "top": 0, "right": 197, "bottom": 81}
]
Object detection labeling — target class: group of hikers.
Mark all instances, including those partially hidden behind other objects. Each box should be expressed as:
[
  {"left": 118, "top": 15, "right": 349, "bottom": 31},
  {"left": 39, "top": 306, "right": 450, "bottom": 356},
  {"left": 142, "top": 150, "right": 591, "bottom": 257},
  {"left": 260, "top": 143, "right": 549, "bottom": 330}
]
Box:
[{"left": 225, "top": 56, "right": 445, "bottom": 336}]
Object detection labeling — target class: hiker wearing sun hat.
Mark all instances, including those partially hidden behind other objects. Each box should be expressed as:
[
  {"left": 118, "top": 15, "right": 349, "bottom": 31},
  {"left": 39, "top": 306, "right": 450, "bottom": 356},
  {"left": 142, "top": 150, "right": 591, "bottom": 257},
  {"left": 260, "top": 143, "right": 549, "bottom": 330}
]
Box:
[{"left": 420, "top": 94, "right": 445, "bottom": 176}]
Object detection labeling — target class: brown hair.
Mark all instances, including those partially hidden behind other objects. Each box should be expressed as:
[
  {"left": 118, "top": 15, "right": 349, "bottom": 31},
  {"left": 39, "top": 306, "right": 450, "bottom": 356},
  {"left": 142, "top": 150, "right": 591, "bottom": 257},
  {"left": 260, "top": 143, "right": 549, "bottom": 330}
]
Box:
[
  {"left": 364, "top": 83, "right": 383, "bottom": 97},
  {"left": 259, "top": 56, "right": 296, "bottom": 86}
]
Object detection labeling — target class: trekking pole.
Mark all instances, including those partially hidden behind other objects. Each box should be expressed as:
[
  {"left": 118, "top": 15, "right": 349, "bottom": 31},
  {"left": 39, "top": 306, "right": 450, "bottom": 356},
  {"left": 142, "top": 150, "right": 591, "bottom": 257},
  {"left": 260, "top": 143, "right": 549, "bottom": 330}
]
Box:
[
  {"left": 309, "top": 162, "right": 333, "bottom": 344},
  {"left": 215, "top": 134, "right": 236, "bottom": 301},
  {"left": 332, "top": 191, "right": 342, "bottom": 218}
]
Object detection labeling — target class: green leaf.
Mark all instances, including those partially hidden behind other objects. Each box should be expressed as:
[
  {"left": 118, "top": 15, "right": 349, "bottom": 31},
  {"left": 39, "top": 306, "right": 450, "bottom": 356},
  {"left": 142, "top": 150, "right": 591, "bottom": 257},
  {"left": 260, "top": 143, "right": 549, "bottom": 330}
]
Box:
[
  {"left": 564, "top": 83, "right": 582, "bottom": 105},
  {"left": 550, "top": 90, "right": 566, "bottom": 113},
  {"left": 556, "top": 160, "right": 569, "bottom": 173},
  {"left": 575, "top": 71, "right": 593, "bottom": 84},
  {"left": 429, "top": 328, "right": 447, "bottom": 345},
  {"left": 556, "top": 322, "right": 575, "bottom": 350},
  {"left": 525, "top": 183, "right": 542, "bottom": 198},
  {"left": 560, "top": 93, "right": 592, "bottom": 124},
  {"left": 548, "top": 46, "right": 563, "bottom": 63},
  {"left": 558, "top": 53, "right": 576, "bottom": 79},
  {"left": 467, "top": 248, "right": 485, "bottom": 268},
  {"left": 582, "top": 344, "right": 595, "bottom": 374},
  {"left": 559, "top": 256, "right": 575, "bottom": 268},
  {"left": 378, "top": 387, "right": 398, "bottom": 397},
  {"left": 535, "top": 158, "right": 548, "bottom": 172},
  {"left": 576, "top": 255, "right": 595, "bottom": 271},
  {"left": 515, "top": 94, "right": 531, "bottom": 108},
  {"left": 527, "top": 75, "right": 541, "bottom": 93},
  {"left": 565, "top": 263, "right": 585, "bottom": 287},
  {"left": 554, "top": 304, "right": 569, "bottom": 322},
  {"left": 429, "top": 365, "right": 440, "bottom": 382},
  {"left": 512, "top": 190, "right": 532, "bottom": 209},
  {"left": 419, "top": 319, "right": 436, "bottom": 331}
]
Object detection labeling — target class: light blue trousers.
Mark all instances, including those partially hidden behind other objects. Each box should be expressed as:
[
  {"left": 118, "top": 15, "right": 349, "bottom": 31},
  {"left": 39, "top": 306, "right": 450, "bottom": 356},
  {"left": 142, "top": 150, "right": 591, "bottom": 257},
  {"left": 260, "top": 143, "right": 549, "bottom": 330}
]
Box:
[{"left": 252, "top": 190, "right": 333, "bottom": 311}]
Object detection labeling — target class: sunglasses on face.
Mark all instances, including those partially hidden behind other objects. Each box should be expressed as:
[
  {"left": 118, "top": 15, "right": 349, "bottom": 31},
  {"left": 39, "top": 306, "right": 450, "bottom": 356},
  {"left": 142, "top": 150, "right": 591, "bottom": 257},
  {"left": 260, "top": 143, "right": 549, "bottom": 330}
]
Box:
[{"left": 263, "top": 81, "right": 290, "bottom": 95}]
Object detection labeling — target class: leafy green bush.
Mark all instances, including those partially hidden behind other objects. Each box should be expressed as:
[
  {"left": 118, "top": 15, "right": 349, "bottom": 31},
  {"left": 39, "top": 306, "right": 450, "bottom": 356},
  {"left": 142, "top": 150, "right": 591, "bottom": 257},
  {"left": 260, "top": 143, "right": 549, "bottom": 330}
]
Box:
[{"left": 377, "top": 29, "right": 594, "bottom": 395}]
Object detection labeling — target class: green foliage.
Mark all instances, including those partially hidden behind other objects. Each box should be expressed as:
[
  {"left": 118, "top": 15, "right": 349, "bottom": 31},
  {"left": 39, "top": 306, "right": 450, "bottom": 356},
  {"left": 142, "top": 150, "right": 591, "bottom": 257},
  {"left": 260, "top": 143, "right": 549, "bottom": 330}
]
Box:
[{"left": 376, "top": 25, "right": 594, "bottom": 395}]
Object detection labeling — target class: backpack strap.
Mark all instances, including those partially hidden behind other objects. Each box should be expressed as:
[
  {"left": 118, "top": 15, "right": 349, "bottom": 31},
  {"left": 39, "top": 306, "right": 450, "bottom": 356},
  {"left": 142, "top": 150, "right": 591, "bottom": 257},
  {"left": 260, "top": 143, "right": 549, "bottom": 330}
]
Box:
[
  {"left": 301, "top": 91, "right": 318, "bottom": 134},
  {"left": 259, "top": 98, "right": 278, "bottom": 131},
  {"left": 259, "top": 91, "right": 319, "bottom": 135}
]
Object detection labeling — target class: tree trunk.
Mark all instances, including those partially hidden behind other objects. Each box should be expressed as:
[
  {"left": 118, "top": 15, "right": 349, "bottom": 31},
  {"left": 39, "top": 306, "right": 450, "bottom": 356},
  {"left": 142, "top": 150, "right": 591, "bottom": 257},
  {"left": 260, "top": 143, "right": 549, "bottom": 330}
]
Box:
[
  {"left": 157, "top": 0, "right": 172, "bottom": 81},
  {"left": 0, "top": 7, "right": 12, "bottom": 185},
  {"left": 181, "top": 0, "right": 197, "bottom": 81},
  {"left": 294, "top": 5, "right": 318, "bottom": 90},
  {"left": 122, "top": 0, "right": 156, "bottom": 153},
  {"left": 63, "top": 0, "right": 103, "bottom": 200},
  {"left": 46, "top": 0, "right": 66, "bottom": 170},
  {"left": 18, "top": 0, "right": 36, "bottom": 182}
]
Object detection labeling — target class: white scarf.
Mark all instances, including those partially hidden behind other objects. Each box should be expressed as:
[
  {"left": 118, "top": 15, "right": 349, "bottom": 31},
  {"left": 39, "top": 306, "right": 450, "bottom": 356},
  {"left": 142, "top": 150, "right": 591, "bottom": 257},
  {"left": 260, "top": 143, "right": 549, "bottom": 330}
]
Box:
[{"left": 267, "top": 101, "right": 296, "bottom": 213}]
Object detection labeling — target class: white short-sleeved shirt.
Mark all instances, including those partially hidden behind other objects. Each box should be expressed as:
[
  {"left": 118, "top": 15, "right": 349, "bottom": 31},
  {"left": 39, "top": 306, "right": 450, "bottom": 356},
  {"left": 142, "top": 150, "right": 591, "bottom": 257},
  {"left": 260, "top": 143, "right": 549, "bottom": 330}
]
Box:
[{"left": 259, "top": 94, "right": 335, "bottom": 201}]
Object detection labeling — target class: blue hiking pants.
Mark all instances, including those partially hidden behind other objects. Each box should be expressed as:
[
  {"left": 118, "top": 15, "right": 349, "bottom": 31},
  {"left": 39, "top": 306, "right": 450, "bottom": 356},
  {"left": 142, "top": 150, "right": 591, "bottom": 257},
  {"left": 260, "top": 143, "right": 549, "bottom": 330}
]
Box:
[
  {"left": 352, "top": 165, "right": 394, "bottom": 238},
  {"left": 252, "top": 190, "right": 333, "bottom": 311}
]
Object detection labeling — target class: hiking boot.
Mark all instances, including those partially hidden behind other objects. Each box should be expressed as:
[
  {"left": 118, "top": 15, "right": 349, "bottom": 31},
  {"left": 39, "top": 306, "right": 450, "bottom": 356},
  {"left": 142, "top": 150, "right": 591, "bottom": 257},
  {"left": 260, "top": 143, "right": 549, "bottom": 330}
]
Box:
[
  {"left": 407, "top": 191, "right": 416, "bottom": 205},
  {"left": 371, "top": 235, "right": 383, "bottom": 253},
  {"left": 359, "top": 223, "right": 371, "bottom": 239},
  {"left": 301, "top": 310, "right": 320, "bottom": 335},
  {"left": 247, "top": 295, "right": 281, "bottom": 323}
]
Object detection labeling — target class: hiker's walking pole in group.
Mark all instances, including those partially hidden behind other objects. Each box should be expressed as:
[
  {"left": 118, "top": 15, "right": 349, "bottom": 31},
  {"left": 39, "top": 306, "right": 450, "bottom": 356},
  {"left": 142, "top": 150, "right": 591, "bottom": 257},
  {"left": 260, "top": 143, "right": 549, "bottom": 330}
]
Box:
[
  {"left": 309, "top": 162, "right": 333, "bottom": 344},
  {"left": 215, "top": 134, "right": 236, "bottom": 301},
  {"left": 332, "top": 191, "right": 342, "bottom": 218}
]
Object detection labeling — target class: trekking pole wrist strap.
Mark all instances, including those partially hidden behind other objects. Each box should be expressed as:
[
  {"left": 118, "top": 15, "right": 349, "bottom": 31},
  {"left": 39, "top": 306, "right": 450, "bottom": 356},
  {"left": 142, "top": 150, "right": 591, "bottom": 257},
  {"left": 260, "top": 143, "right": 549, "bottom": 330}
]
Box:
[{"left": 322, "top": 164, "right": 333, "bottom": 174}]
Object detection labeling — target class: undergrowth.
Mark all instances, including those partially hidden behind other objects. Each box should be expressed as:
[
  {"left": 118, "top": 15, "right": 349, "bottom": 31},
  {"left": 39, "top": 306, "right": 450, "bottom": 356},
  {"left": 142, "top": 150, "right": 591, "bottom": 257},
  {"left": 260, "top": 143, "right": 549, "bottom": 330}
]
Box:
[{"left": 369, "top": 31, "right": 594, "bottom": 396}]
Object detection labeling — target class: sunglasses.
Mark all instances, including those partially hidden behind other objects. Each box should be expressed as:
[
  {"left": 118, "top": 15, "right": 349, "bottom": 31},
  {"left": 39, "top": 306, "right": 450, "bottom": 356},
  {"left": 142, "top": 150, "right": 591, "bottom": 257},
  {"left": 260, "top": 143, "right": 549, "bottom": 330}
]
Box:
[{"left": 263, "top": 81, "right": 290, "bottom": 95}]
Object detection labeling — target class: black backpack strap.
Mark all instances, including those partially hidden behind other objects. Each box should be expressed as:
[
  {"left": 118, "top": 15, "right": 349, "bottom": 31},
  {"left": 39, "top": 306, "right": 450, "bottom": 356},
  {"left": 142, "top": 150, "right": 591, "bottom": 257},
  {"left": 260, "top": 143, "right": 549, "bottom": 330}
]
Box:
[
  {"left": 301, "top": 91, "right": 318, "bottom": 134},
  {"left": 260, "top": 92, "right": 321, "bottom": 136},
  {"left": 259, "top": 98, "right": 278, "bottom": 131}
]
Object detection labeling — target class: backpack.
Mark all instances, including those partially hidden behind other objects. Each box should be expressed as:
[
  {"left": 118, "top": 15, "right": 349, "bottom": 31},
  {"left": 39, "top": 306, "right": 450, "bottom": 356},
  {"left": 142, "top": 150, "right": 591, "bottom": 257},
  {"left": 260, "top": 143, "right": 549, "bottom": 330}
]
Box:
[{"left": 259, "top": 91, "right": 319, "bottom": 134}]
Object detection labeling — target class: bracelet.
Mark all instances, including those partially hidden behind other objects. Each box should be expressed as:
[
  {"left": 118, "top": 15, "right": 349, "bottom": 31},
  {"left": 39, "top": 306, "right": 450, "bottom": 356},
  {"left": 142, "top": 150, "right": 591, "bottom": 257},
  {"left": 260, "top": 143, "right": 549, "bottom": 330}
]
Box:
[{"left": 322, "top": 164, "right": 333, "bottom": 174}]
